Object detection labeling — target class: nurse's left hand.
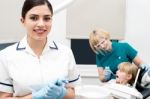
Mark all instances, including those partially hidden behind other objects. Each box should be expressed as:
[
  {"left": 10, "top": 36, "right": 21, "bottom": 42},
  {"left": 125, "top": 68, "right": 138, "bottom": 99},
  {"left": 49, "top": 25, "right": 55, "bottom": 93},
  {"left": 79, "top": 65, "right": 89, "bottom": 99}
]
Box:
[{"left": 48, "top": 79, "right": 67, "bottom": 99}]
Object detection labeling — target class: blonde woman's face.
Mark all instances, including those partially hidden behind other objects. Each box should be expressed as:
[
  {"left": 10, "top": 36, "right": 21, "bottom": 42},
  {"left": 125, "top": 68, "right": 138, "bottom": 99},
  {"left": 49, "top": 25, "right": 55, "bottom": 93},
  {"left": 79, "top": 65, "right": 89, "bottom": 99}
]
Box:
[{"left": 94, "top": 38, "right": 111, "bottom": 51}]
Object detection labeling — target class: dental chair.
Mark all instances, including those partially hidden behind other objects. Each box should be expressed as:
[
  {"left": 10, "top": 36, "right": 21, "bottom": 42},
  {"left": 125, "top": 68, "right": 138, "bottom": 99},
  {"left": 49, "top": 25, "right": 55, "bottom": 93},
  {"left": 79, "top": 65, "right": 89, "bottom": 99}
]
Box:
[
  {"left": 105, "top": 67, "right": 150, "bottom": 99},
  {"left": 105, "top": 68, "right": 143, "bottom": 99},
  {"left": 136, "top": 67, "right": 150, "bottom": 99}
]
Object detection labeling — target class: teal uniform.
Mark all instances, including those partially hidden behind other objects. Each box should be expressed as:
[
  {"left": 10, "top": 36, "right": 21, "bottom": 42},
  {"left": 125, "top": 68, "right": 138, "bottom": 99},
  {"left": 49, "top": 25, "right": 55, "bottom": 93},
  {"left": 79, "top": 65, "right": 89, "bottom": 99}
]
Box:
[{"left": 96, "top": 42, "right": 137, "bottom": 78}]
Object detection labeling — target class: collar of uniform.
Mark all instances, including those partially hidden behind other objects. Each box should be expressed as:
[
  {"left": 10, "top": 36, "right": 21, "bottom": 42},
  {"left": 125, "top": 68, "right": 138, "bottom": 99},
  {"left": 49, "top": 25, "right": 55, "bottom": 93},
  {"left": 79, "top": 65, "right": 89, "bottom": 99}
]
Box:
[
  {"left": 16, "top": 36, "right": 27, "bottom": 51},
  {"left": 16, "top": 36, "right": 58, "bottom": 51},
  {"left": 48, "top": 40, "right": 58, "bottom": 50}
]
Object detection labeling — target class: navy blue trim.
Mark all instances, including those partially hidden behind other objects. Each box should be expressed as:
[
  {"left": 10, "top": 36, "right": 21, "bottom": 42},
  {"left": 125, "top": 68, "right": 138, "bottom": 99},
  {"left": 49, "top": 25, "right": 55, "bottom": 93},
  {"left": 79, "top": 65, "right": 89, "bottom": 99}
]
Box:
[
  {"left": 68, "top": 75, "right": 80, "bottom": 83},
  {"left": 49, "top": 41, "right": 58, "bottom": 50},
  {"left": 0, "top": 82, "right": 13, "bottom": 87},
  {"left": 16, "top": 42, "right": 26, "bottom": 51}
]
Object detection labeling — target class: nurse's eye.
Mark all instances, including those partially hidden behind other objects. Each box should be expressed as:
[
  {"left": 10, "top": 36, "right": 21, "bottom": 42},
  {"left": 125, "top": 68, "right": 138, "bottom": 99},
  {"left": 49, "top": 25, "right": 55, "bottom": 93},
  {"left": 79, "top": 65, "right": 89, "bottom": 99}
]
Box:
[
  {"left": 44, "top": 17, "right": 52, "bottom": 22},
  {"left": 30, "top": 16, "right": 38, "bottom": 21}
]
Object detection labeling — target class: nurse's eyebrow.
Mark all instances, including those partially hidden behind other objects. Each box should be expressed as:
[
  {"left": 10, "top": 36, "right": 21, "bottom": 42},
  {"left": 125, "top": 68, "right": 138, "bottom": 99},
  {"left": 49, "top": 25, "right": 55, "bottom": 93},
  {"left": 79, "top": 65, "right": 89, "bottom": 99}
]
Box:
[
  {"left": 29, "top": 14, "right": 52, "bottom": 17},
  {"left": 29, "top": 14, "right": 38, "bottom": 16}
]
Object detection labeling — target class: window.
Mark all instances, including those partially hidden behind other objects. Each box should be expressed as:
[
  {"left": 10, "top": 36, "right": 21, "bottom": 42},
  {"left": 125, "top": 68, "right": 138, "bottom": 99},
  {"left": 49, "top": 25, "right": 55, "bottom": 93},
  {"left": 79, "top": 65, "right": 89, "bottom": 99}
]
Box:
[{"left": 71, "top": 39, "right": 96, "bottom": 64}]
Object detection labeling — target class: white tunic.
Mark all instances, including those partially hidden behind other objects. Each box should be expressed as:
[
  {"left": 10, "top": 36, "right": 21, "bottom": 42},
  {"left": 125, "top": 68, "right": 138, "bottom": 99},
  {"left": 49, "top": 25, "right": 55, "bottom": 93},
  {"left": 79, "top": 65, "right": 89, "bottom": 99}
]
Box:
[{"left": 0, "top": 36, "right": 80, "bottom": 96}]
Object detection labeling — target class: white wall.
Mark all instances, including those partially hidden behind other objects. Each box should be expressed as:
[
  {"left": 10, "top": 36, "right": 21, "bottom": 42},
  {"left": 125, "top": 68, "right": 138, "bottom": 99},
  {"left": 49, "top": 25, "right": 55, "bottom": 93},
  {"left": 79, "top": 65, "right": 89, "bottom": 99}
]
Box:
[
  {"left": 0, "top": 0, "right": 25, "bottom": 43},
  {"left": 51, "top": 0, "right": 150, "bottom": 63},
  {"left": 48, "top": 10, "right": 71, "bottom": 47},
  {"left": 125, "top": 0, "right": 150, "bottom": 63}
]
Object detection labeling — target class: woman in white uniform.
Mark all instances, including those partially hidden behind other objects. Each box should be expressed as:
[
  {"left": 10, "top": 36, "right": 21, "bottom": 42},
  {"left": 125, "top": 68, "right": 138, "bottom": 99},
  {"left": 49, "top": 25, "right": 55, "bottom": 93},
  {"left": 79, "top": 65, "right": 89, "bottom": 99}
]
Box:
[{"left": 0, "top": 0, "right": 80, "bottom": 98}]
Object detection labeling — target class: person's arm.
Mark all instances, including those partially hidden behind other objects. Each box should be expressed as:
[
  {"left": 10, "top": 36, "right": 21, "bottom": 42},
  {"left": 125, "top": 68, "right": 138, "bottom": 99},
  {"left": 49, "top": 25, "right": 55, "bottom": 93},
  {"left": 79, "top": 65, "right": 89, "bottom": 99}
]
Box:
[
  {"left": 133, "top": 56, "right": 143, "bottom": 67},
  {"left": 97, "top": 67, "right": 105, "bottom": 82},
  {"left": 0, "top": 86, "right": 74, "bottom": 99},
  {"left": 133, "top": 55, "right": 150, "bottom": 72},
  {"left": 0, "top": 83, "right": 75, "bottom": 99},
  {"left": 125, "top": 43, "right": 143, "bottom": 67},
  {"left": 0, "top": 92, "right": 32, "bottom": 99},
  {"left": 63, "top": 86, "right": 75, "bottom": 99}
]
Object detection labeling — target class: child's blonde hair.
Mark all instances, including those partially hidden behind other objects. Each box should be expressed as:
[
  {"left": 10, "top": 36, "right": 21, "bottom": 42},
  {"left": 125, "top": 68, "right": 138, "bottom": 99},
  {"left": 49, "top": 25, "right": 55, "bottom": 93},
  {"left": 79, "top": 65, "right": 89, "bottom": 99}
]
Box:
[
  {"left": 89, "top": 28, "right": 110, "bottom": 54},
  {"left": 118, "top": 62, "right": 138, "bottom": 85}
]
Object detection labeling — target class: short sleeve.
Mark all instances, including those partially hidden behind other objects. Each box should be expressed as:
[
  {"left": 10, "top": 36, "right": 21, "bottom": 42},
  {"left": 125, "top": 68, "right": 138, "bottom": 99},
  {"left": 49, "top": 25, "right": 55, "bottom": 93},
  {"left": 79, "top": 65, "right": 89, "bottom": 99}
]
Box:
[
  {"left": 0, "top": 52, "right": 13, "bottom": 93},
  {"left": 96, "top": 54, "right": 105, "bottom": 68},
  {"left": 67, "top": 49, "right": 81, "bottom": 86},
  {"left": 124, "top": 43, "right": 137, "bottom": 61}
]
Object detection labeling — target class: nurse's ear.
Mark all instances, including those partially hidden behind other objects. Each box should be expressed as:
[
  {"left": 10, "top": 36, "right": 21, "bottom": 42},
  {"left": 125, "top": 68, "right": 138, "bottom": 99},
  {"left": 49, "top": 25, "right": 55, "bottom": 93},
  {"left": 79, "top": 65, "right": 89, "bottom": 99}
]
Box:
[{"left": 20, "top": 17, "right": 25, "bottom": 26}]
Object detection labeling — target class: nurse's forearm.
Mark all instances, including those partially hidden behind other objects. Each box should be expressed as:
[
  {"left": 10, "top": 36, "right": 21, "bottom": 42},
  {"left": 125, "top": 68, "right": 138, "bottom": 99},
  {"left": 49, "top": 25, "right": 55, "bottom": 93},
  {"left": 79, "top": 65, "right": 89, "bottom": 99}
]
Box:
[
  {"left": 0, "top": 92, "right": 32, "bottom": 99},
  {"left": 63, "top": 87, "right": 75, "bottom": 99},
  {"left": 13, "top": 94, "right": 32, "bottom": 99}
]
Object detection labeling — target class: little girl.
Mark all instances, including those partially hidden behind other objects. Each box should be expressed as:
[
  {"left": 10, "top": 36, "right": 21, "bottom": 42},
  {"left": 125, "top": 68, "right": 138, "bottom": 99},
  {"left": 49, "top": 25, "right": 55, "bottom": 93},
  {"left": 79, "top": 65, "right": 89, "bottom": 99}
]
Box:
[{"left": 110, "top": 62, "right": 138, "bottom": 86}]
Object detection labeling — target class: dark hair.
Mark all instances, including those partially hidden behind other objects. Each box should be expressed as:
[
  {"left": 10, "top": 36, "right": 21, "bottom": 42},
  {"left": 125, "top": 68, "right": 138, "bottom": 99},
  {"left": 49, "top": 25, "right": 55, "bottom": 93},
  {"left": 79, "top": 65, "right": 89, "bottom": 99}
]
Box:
[{"left": 21, "top": 0, "right": 53, "bottom": 19}]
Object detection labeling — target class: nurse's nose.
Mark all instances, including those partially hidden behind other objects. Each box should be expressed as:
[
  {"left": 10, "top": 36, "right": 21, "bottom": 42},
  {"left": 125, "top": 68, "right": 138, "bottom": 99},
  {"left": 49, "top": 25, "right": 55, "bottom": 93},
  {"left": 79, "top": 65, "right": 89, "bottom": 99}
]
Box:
[{"left": 37, "top": 19, "right": 44, "bottom": 27}]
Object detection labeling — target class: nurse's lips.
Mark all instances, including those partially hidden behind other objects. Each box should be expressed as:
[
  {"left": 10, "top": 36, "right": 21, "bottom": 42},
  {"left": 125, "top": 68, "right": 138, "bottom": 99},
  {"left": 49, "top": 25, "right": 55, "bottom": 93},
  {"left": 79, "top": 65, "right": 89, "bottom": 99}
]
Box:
[{"left": 34, "top": 29, "right": 46, "bottom": 33}]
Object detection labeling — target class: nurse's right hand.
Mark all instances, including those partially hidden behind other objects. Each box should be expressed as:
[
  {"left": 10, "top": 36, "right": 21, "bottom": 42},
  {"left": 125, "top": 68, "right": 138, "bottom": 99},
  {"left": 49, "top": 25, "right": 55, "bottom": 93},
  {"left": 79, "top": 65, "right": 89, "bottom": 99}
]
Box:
[{"left": 104, "top": 67, "right": 112, "bottom": 81}]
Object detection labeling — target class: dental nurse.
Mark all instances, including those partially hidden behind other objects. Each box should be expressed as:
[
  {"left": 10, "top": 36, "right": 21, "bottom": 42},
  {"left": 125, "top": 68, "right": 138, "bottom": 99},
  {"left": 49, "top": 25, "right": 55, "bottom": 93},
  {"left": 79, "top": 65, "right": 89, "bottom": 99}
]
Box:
[{"left": 0, "top": 0, "right": 80, "bottom": 99}]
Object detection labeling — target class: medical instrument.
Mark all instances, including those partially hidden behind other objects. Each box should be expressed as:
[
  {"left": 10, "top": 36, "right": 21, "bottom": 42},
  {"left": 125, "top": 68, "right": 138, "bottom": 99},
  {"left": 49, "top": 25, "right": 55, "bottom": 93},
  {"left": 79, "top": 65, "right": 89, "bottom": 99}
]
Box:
[{"left": 61, "top": 74, "right": 80, "bottom": 84}]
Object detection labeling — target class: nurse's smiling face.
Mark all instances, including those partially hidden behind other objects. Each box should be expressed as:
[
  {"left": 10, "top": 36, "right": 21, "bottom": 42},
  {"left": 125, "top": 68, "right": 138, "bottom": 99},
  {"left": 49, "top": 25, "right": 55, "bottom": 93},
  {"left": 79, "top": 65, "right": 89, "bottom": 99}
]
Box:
[{"left": 21, "top": 4, "right": 52, "bottom": 41}]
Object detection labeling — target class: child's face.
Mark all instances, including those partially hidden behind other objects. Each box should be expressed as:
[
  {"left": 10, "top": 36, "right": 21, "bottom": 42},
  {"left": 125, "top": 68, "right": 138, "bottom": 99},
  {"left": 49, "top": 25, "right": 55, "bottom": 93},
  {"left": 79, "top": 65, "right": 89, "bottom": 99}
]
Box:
[{"left": 116, "top": 69, "right": 131, "bottom": 85}]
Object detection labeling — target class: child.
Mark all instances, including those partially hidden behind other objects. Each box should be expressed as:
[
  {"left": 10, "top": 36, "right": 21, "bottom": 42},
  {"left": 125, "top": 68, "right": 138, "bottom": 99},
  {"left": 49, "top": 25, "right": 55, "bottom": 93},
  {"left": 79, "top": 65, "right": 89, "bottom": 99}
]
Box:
[{"left": 109, "top": 62, "right": 138, "bottom": 86}]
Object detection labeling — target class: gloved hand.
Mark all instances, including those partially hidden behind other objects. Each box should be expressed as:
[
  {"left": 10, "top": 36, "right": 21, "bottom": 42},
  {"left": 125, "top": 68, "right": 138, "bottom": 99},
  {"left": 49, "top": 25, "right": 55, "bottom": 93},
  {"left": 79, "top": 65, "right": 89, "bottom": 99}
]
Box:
[
  {"left": 32, "top": 82, "right": 57, "bottom": 99},
  {"left": 54, "top": 79, "right": 68, "bottom": 99},
  {"left": 140, "top": 64, "right": 150, "bottom": 70},
  {"left": 104, "top": 67, "right": 112, "bottom": 81},
  {"left": 32, "top": 79, "right": 68, "bottom": 99},
  {"left": 148, "top": 69, "right": 150, "bottom": 76},
  {"left": 140, "top": 64, "right": 150, "bottom": 76}
]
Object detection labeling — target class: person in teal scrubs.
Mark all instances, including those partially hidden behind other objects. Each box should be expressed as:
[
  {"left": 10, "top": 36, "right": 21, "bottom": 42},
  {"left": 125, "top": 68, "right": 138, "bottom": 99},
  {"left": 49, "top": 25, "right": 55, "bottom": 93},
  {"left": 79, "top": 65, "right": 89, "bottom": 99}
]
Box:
[{"left": 89, "top": 28, "right": 148, "bottom": 82}]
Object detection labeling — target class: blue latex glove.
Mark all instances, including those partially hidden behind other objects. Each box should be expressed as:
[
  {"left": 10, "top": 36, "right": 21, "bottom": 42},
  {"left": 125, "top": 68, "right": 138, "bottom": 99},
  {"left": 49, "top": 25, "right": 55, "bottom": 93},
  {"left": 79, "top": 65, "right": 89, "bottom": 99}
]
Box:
[
  {"left": 32, "top": 79, "right": 68, "bottom": 99},
  {"left": 140, "top": 64, "right": 150, "bottom": 76},
  {"left": 140, "top": 64, "right": 150, "bottom": 70},
  {"left": 104, "top": 67, "right": 112, "bottom": 81},
  {"left": 147, "top": 69, "right": 150, "bottom": 76},
  {"left": 54, "top": 79, "right": 68, "bottom": 99},
  {"left": 32, "top": 83, "right": 57, "bottom": 99}
]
